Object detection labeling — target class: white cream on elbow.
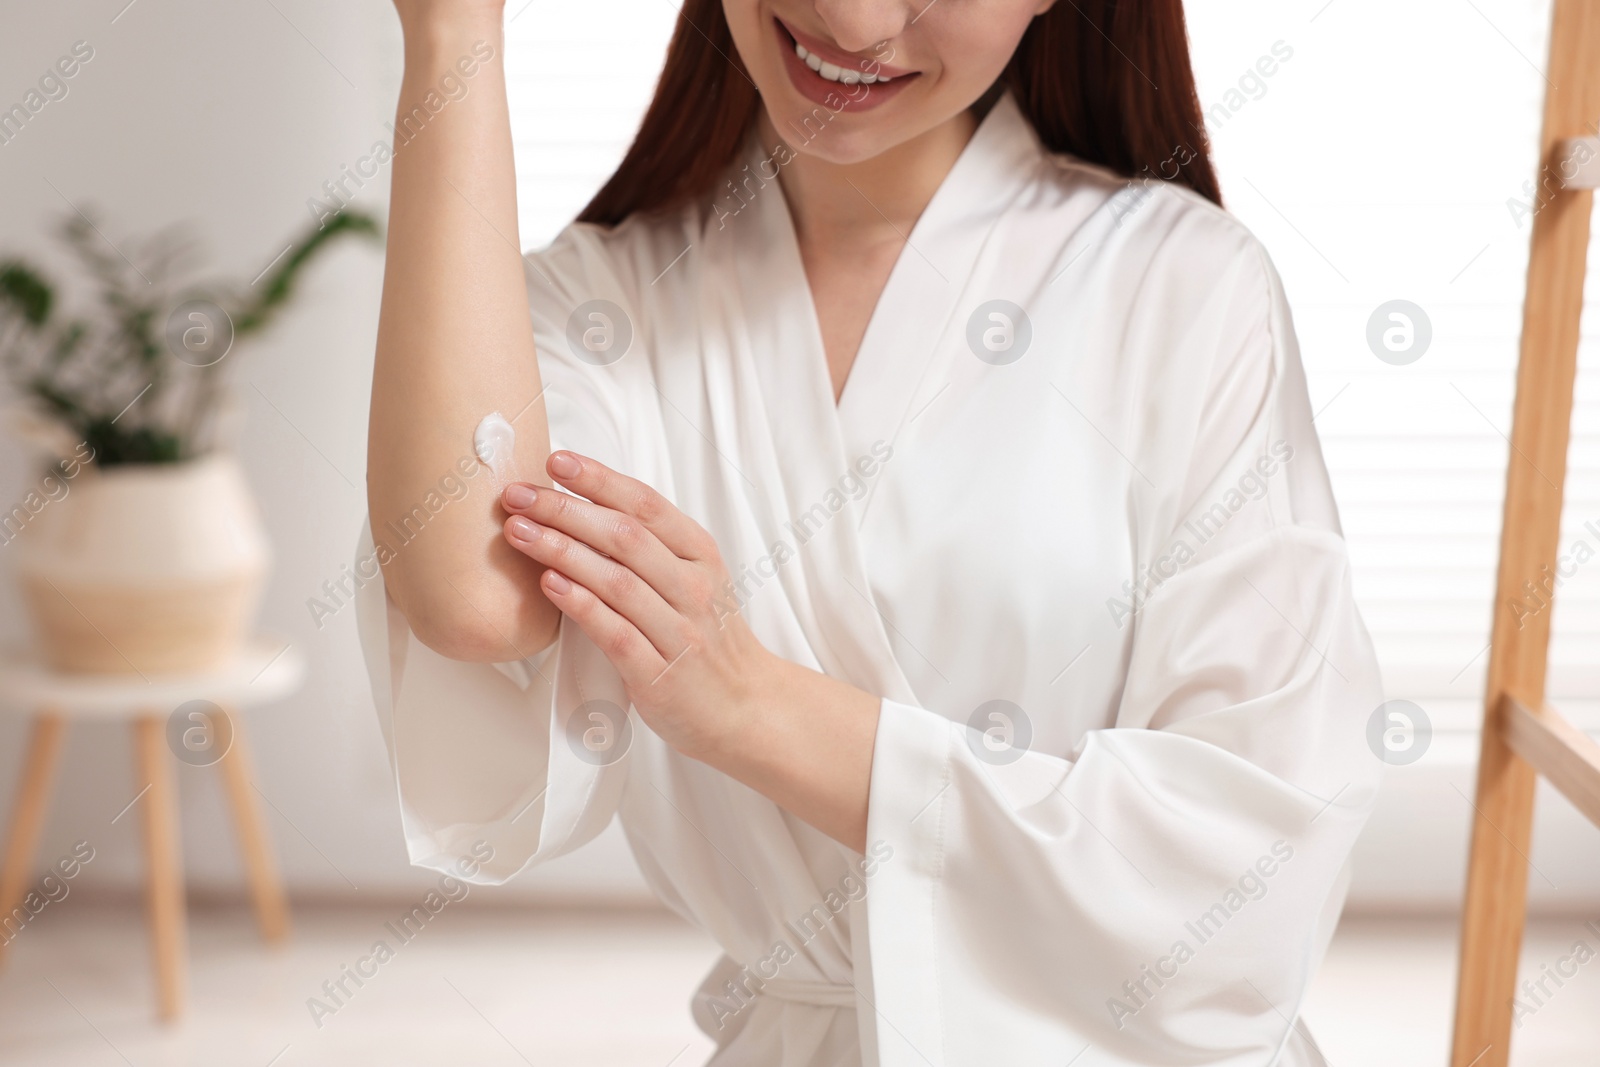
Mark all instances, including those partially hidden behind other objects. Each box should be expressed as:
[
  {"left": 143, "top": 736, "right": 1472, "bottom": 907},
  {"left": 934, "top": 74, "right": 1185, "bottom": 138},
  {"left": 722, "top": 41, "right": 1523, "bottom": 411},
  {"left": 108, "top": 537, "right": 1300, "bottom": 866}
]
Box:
[{"left": 473, "top": 412, "right": 517, "bottom": 482}]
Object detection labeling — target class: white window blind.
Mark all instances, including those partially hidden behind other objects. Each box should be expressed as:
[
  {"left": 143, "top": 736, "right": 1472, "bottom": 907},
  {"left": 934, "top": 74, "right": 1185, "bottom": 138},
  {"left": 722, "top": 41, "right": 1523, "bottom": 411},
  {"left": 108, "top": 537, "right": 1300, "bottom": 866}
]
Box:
[
  {"left": 505, "top": 2, "right": 679, "bottom": 247},
  {"left": 1187, "top": 0, "right": 1599, "bottom": 731},
  {"left": 504, "top": 0, "right": 1599, "bottom": 731}
]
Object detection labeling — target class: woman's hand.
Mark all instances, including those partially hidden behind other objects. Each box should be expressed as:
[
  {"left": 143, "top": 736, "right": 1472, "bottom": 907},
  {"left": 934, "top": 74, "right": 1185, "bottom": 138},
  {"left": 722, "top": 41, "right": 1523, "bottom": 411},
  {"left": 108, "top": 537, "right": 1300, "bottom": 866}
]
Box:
[
  {"left": 499, "top": 451, "right": 883, "bottom": 852},
  {"left": 498, "top": 451, "right": 781, "bottom": 762}
]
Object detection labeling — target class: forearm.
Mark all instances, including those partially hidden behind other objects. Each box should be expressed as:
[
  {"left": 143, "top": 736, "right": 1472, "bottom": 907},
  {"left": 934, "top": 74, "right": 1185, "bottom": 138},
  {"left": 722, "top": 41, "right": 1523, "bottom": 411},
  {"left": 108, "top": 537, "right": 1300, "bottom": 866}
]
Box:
[
  {"left": 707, "top": 657, "right": 882, "bottom": 854},
  {"left": 368, "top": 11, "right": 558, "bottom": 661}
]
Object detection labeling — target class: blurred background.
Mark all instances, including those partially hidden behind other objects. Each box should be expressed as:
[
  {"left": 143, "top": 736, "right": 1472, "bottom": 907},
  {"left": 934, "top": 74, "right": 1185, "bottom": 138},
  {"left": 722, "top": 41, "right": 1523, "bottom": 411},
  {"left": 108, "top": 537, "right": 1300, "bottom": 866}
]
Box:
[{"left": 0, "top": 0, "right": 1596, "bottom": 1064}]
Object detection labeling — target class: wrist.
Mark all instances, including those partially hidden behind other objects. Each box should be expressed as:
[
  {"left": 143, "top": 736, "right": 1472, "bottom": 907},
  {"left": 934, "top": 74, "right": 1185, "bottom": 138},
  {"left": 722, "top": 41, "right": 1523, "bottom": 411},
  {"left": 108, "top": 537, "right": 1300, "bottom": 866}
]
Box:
[
  {"left": 697, "top": 647, "right": 790, "bottom": 772},
  {"left": 400, "top": 12, "right": 504, "bottom": 67},
  {"left": 703, "top": 655, "right": 880, "bottom": 854}
]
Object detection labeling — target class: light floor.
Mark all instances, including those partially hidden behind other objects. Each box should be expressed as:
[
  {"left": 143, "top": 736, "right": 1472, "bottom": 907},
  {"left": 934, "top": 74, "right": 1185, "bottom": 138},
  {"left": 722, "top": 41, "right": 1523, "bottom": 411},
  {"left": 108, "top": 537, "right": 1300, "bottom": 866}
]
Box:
[{"left": 1, "top": 904, "right": 1597, "bottom": 1065}]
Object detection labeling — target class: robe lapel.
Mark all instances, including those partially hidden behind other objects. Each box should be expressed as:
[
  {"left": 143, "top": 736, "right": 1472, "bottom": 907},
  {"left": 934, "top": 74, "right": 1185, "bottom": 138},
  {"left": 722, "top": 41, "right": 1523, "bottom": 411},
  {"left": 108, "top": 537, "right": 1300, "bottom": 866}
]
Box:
[
  {"left": 834, "top": 93, "right": 1045, "bottom": 478},
  {"left": 709, "top": 154, "right": 911, "bottom": 706},
  {"left": 712, "top": 93, "right": 1044, "bottom": 712}
]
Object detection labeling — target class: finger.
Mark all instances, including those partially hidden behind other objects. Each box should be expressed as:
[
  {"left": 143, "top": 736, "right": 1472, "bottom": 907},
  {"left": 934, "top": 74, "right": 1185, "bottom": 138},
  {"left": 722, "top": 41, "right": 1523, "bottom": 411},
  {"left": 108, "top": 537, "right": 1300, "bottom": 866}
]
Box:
[
  {"left": 501, "top": 481, "right": 694, "bottom": 605},
  {"left": 544, "top": 451, "right": 716, "bottom": 562},
  {"left": 537, "top": 567, "right": 666, "bottom": 692},
  {"left": 505, "top": 514, "right": 686, "bottom": 657}
]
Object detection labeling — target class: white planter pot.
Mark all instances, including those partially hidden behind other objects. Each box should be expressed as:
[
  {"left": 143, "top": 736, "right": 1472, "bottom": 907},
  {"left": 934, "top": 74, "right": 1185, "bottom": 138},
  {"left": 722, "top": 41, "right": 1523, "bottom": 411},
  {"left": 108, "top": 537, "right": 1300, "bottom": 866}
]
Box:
[{"left": 13, "top": 454, "right": 270, "bottom": 675}]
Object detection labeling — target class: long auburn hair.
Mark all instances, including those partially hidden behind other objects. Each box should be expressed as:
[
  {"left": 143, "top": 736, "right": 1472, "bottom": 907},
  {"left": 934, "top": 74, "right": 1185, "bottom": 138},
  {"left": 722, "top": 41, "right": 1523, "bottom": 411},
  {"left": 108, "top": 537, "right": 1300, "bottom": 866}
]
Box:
[{"left": 579, "top": 0, "right": 1221, "bottom": 228}]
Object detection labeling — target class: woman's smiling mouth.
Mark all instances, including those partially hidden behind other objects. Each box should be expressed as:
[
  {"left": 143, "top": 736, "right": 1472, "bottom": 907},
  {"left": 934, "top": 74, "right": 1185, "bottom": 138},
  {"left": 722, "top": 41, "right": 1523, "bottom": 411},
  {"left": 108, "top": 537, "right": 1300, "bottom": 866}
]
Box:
[
  {"left": 772, "top": 16, "right": 918, "bottom": 110},
  {"left": 793, "top": 39, "right": 892, "bottom": 85}
]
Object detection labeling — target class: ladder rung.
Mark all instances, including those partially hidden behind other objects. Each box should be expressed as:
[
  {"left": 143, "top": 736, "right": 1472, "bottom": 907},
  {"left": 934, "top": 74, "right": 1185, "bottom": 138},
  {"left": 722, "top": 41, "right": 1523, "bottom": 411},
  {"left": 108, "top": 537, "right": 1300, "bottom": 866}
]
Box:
[
  {"left": 1500, "top": 694, "right": 1600, "bottom": 827},
  {"left": 1556, "top": 136, "right": 1600, "bottom": 189}
]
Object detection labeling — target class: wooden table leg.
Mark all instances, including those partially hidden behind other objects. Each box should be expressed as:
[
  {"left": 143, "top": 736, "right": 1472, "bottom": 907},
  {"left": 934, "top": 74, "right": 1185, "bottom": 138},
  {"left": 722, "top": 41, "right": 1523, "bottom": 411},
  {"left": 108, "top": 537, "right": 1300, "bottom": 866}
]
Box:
[
  {"left": 0, "top": 712, "right": 67, "bottom": 966},
  {"left": 215, "top": 709, "right": 290, "bottom": 943},
  {"left": 132, "top": 715, "right": 186, "bottom": 1021}
]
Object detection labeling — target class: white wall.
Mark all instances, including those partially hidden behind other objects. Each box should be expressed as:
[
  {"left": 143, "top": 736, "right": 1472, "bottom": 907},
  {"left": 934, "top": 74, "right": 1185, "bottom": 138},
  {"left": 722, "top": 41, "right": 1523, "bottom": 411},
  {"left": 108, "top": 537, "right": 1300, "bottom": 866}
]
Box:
[{"left": 0, "top": 0, "right": 1595, "bottom": 912}]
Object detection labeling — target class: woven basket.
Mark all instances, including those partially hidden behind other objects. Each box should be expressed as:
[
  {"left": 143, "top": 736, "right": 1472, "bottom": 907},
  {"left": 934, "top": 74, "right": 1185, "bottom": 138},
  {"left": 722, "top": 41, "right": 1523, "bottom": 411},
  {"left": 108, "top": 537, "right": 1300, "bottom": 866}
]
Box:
[{"left": 12, "top": 455, "right": 269, "bottom": 675}]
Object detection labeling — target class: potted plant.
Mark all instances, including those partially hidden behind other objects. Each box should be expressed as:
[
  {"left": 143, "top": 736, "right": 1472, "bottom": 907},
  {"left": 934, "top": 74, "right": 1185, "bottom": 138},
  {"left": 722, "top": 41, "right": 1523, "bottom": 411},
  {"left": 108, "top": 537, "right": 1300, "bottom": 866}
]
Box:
[{"left": 0, "top": 209, "right": 380, "bottom": 674}]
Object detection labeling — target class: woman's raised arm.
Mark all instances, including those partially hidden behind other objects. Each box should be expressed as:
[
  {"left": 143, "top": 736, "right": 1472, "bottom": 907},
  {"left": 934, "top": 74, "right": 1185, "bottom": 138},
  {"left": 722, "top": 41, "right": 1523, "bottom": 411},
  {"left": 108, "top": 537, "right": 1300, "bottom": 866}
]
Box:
[{"left": 368, "top": 2, "right": 560, "bottom": 662}]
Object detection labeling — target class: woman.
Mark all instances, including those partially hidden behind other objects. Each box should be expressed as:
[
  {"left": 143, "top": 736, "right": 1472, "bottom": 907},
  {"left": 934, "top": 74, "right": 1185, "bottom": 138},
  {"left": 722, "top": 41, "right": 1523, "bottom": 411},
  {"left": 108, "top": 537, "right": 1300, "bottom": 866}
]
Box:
[{"left": 360, "top": 0, "right": 1382, "bottom": 1063}]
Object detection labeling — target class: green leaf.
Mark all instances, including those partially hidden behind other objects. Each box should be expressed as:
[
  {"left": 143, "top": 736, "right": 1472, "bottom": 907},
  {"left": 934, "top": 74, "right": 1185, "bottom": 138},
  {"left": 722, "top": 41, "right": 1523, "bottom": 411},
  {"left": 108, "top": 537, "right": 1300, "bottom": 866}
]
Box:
[
  {"left": 0, "top": 262, "right": 54, "bottom": 325},
  {"left": 232, "top": 209, "right": 382, "bottom": 336},
  {"left": 82, "top": 418, "right": 184, "bottom": 466}
]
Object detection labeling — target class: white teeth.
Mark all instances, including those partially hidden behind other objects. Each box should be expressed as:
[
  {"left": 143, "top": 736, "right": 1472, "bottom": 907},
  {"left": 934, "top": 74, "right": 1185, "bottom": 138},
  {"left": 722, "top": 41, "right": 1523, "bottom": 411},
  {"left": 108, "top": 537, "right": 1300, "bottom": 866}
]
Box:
[{"left": 793, "top": 38, "right": 892, "bottom": 85}]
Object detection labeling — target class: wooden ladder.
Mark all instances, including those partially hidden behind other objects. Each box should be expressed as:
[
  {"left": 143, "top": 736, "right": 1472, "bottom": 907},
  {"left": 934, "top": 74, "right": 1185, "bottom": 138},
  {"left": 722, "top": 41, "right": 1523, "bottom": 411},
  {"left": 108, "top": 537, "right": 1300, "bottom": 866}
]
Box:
[{"left": 1450, "top": 2, "right": 1600, "bottom": 1064}]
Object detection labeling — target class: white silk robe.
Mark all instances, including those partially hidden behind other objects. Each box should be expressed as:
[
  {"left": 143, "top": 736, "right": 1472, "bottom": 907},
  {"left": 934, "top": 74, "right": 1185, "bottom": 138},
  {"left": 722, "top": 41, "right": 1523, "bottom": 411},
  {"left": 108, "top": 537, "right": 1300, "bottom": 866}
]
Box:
[{"left": 356, "top": 91, "right": 1382, "bottom": 1066}]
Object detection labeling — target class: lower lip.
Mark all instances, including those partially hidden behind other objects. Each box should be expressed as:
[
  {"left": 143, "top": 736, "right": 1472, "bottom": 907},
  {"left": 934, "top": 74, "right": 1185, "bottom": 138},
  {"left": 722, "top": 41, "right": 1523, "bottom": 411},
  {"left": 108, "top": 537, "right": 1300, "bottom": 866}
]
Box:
[{"left": 774, "top": 19, "right": 915, "bottom": 112}]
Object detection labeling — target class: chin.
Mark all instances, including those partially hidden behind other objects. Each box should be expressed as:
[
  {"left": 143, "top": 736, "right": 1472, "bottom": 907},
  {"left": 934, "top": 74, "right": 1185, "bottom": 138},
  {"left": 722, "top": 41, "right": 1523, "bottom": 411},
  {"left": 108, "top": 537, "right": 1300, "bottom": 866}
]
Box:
[{"left": 760, "top": 100, "right": 905, "bottom": 164}]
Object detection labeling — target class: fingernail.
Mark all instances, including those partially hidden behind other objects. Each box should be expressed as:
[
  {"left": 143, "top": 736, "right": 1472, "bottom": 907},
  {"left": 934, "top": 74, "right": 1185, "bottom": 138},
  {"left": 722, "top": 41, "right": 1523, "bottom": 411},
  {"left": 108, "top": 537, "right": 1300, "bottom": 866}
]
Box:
[
  {"left": 504, "top": 483, "right": 535, "bottom": 509},
  {"left": 544, "top": 569, "right": 572, "bottom": 594},
  {"left": 549, "top": 452, "right": 581, "bottom": 479},
  {"left": 507, "top": 516, "right": 540, "bottom": 541}
]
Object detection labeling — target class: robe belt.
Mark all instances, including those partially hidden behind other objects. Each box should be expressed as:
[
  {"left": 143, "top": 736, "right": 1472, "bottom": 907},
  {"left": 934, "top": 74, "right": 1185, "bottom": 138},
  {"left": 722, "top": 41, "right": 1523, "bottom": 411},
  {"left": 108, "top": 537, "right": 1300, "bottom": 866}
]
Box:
[{"left": 756, "top": 976, "right": 858, "bottom": 1009}]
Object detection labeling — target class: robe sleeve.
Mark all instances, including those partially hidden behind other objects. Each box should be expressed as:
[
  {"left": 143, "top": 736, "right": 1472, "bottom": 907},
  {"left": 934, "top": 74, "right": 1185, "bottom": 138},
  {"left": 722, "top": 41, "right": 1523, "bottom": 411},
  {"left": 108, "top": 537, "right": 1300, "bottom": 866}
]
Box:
[
  {"left": 355, "top": 224, "right": 649, "bottom": 886},
  {"left": 863, "top": 228, "right": 1383, "bottom": 1065}
]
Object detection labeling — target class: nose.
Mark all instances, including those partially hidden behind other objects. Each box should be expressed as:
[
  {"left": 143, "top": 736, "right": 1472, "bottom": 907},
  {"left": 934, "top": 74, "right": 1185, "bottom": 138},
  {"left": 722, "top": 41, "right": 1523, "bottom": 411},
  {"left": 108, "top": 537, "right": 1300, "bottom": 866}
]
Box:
[{"left": 810, "top": 0, "right": 911, "bottom": 56}]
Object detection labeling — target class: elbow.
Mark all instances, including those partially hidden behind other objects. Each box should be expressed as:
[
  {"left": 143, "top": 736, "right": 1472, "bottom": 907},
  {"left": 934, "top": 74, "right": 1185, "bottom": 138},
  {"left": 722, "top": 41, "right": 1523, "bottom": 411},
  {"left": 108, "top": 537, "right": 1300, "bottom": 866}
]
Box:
[
  {"left": 370, "top": 519, "right": 562, "bottom": 661},
  {"left": 387, "top": 571, "right": 560, "bottom": 664},
  {"left": 406, "top": 602, "right": 520, "bottom": 663}
]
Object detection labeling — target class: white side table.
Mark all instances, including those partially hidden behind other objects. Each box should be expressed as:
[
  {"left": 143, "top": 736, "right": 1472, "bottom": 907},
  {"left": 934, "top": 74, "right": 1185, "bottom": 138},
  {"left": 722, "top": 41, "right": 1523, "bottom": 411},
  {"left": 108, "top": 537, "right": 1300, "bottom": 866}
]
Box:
[{"left": 0, "top": 637, "right": 305, "bottom": 1021}]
